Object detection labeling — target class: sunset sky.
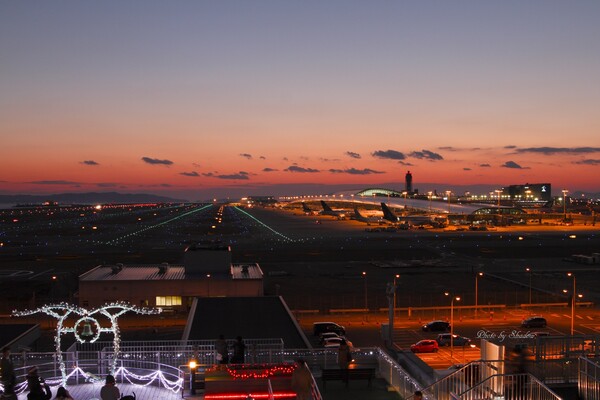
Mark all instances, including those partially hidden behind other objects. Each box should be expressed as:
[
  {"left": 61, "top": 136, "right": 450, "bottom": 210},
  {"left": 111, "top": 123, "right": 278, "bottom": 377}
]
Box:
[{"left": 1, "top": 1, "right": 599, "bottom": 200}]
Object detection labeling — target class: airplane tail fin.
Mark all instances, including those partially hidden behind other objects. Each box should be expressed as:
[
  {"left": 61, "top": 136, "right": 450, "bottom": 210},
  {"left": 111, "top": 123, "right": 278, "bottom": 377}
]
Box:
[
  {"left": 354, "top": 207, "right": 366, "bottom": 220},
  {"left": 302, "top": 202, "right": 311, "bottom": 212},
  {"left": 381, "top": 202, "right": 398, "bottom": 222},
  {"left": 320, "top": 200, "right": 333, "bottom": 212}
]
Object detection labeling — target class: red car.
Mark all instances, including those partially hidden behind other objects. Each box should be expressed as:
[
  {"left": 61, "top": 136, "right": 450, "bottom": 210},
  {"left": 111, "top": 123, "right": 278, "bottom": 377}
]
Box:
[{"left": 411, "top": 340, "right": 439, "bottom": 353}]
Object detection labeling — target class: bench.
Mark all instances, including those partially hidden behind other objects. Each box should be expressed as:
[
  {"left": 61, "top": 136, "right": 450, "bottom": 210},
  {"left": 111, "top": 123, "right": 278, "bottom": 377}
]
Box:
[{"left": 321, "top": 368, "right": 375, "bottom": 389}]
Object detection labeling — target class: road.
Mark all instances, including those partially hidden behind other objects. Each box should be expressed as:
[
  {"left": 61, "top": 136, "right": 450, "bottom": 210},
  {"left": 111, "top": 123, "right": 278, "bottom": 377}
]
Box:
[{"left": 299, "top": 307, "right": 600, "bottom": 368}]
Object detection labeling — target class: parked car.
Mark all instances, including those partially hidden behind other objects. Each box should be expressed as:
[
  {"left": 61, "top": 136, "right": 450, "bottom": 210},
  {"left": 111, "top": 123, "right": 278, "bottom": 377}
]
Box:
[
  {"left": 521, "top": 316, "right": 547, "bottom": 328},
  {"left": 313, "top": 322, "right": 346, "bottom": 336},
  {"left": 422, "top": 320, "right": 450, "bottom": 332},
  {"left": 323, "top": 337, "right": 353, "bottom": 348},
  {"left": 319, "top": 332, "right": 342, "bottom": 345},
  {"left": 411, "top": 340, "right": 439, "bottom": 353},
  {"left": 437, "top": 333, "right": 472, "bottom": 347}
]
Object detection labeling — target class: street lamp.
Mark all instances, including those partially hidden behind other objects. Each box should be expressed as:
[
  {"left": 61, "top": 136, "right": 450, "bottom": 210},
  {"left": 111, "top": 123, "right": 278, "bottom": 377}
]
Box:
[
  {"left": 562, "top": 189, "right": 569, "bottom": 221},
  {"left": 362, "top": 272, "right": 368, "bottom": 315},
  {"left": 525, "top": 267, "right": 532, "bottom": 307},
  {"left": 427, "top": 191, "right": 433, "bottom": 212},
  {"left": 475, "top": 272, "right": 483, "bottom": 318},
  {"left": 567, "top": 272, "right": 576, "bottom": 335},
  {"left": 495, "top": 189, "right": 503, "bottom": 207},
  {"left": 393, "top": 274, "right": 400, "bottom": 317},
  {"left": 206, "top": 274, "right": 211, "bottom": 297},
  {"left": 189, "top": 359, "right": 197, "bottom": 394},
  {"left": 445, "top": 292, "right": 461, "bottom": 360}
]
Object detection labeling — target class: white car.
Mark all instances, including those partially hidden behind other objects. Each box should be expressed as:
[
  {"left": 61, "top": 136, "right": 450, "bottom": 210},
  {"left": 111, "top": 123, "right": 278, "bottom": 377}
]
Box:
[{"left": 319, "top": 332, "right": 342, "bottom": 345}]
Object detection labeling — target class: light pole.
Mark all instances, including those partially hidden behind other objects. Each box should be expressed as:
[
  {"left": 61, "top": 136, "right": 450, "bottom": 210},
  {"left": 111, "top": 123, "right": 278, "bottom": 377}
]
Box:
[
  {"left": 446, "top": 190, "right": 452, "bottom": 213},
  {"left": 495, "top": 189, "right": 502, "bottom": 207},
  {"left": 362, "top": 272, "right": 368, "bottom": 316},
  {"left": 206, "top": 274, "right": 211, "bottom": 297},
  {"left": 568, "top": 272, "right": 576, "bottom": 335},
  {"left": 428, "top": 191, "right": 433, "bottom": 212},
  {"left": 445, "top": 292, "right": 461, "bottom": 361},
  {"left": 562, "top": 189, "right": 569, "bottom": 221},
  {"left": 526, "top": 267, "right": 532, "bottom": 307},
  {"left": 402, "top": 191, "right": 407, "bottom": 210},
  {"left": 475, "top": 272, "right": 483, "bottom": 318},
  {"left": 393, "top": 274, "right": 400, "bottom": 317}
]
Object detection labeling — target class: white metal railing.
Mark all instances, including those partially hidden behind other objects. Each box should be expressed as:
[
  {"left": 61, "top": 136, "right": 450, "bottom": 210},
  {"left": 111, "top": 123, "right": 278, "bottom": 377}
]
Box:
[
  {"left": 579, "top": 356, "right": 600, "bottom": 400},
  {"left": 375, "top": 348, "right": 423, "bottom": 398},
  {"left": 420, "top": 360, "right": 502, "bottom": 400},
  {"left": 457, "top": 373, "right": 562, "bottom": 400},
  {"left": 2, "top": 346, "right": 408, "bottom": 399},
  {"left": 1, "top": 358, "right": 183, "bottom": 396}
]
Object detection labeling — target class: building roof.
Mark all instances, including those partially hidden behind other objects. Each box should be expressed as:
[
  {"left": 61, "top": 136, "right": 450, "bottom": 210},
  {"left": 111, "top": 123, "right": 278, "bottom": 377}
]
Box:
[
  {"left": 183, "top": 296, "right": 310, "bottom": 349},
  {"left": 231, "top": 263, "right": 263, "bottom": 280},
  {"left": 80, "top": 263, "right": 263, "bottom": 281},
  {"left": 80, "top": 265, "right": 187, "bottom": 281}
]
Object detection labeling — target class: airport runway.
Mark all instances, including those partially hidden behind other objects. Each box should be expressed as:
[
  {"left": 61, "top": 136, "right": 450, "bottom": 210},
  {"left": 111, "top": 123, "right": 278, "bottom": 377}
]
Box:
[{"left": 1, "top": 203, "right": 599, "bottom": 318}]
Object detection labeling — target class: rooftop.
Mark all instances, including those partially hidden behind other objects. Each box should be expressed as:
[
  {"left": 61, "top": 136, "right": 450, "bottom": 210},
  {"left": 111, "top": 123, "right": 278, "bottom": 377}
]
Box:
[{"left": 79, "top": 263, "right": 262, "bottom": 281}]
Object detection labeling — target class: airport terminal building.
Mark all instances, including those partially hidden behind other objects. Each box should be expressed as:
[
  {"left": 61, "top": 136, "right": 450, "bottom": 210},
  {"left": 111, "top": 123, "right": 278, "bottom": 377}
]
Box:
[{"left": 78, "top": 244, "right": 263, "bottom": 310}]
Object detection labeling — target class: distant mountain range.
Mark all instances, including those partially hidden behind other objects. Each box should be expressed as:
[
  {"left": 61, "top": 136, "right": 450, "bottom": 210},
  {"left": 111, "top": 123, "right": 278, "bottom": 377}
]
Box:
[{"left": 0, "top": 192, "right": 188, "bottom": 205}]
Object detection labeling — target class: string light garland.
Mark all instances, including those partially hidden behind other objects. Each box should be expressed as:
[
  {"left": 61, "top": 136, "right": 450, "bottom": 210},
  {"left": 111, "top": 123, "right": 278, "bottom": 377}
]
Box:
[
  {"left": 12, "top": 302, "right": 162, "bottom": 386},
  {"left": 204, "top": 394, "right": 297, "bottom": 399},
  {"left": 0, "top": 365, "right": 183, "bottom": 395},
  {"left": 217, "top": 364, "right": 296, "bottom": 380}
]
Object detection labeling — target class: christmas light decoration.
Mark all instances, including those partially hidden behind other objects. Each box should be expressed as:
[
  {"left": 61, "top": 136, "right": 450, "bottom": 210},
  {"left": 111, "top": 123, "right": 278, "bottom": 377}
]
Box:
[
  {"left": 12, "top": 302, "right": 162, "bottom": 386},
  {"left": 204, "top": 394, "right": 297, "bottom": 399},
  {"left": 221, "top": 364, "right": 296, "bottom": 380},
  {"left": 1, "top": 365, "right": 183, "bottom": 395}
]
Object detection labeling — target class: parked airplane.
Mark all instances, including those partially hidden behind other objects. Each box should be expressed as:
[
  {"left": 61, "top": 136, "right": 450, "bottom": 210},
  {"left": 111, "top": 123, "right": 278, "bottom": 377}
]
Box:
[
  {"left": 320, "top": 200, "right": 346, "bottom": 219},
  {"left": 380, "top": 202, "right": 443, "bottom": 227},
  {"left": 353, "top": 207, "right": 384, "bottom": 224},
  {"left": 301, "top": 202, "right": 320, "bottom": 215}
]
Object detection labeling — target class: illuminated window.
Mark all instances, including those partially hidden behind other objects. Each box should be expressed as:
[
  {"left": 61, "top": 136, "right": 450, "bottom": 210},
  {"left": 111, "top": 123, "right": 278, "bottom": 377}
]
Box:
[{"left": 156, "top": 296, "right": 182, "bottom": 306}]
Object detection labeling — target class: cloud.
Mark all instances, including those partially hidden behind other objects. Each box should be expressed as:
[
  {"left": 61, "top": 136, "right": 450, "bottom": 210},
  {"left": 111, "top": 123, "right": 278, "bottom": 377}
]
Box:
[
  {"left": 283, "top": 157, "right": 288, "bottom": 161},
  {"left": 346, "top": 151, "right": 361, "bottom": 159},
  {"left": 80, "top": 160, "right": 99, "bottom": 166},
  {"left": 409, "top": 149, "right": 444, "bottom": 161},
  {"left": 180, "top": 171, "right": 200, "bottom": 177},
  {"left": 259, "top": 156, "right": 266, "bottom": 160},
  {"left": 143, "top": 183, "right": 173, "bottom": 187},
  {"left": 262, "top": 167, "right": 278, "bottom": 172},
  {"left": 372, "top": 150, "right": 406, "bottom": 160},
  {"left": 192, "top": 163, "right": 201, "bottom": 168},
  {"left": 239, "top": 153, "right": 253, "bottom": 159},
  {"left": 329, "top": 168, "right": 385, "bottom": 175},
  {"left": 463, "top": 168, "right": 472, "bottom": 171},
  {"left": 573, "top": 159, "right": 600, "bottom": 165},
  {"left": 204, "top": 171, "right": 250, "bottom": 180},
  {"left": 284, "top": 165, "right": 320, "bottom": 173},
  {"left": 320, "top": 158, "right": 340, "bottom": 162},
  {"left": 480, "top": 163, "right": 491, "bottom": 167},
  {"left": 504, "top": 145, "right": 517, "bottom": 149},
  {"left": 398, "top": 161, "right": 414, "bottom": 166},
  {"left": 96, "top": 182, "right": 118, "bottom": 188},
  {"left": 141, "top": 157, "right": 173, "bottom": 165},
  {"left": 514, "top": 147, "right": 600, "bottom": 155},
  {"left": 28, "top": 180, "right": 80, "bottom": 185},
  {"left": 501, "top": 161, "right": 529, "bottom": 169}
]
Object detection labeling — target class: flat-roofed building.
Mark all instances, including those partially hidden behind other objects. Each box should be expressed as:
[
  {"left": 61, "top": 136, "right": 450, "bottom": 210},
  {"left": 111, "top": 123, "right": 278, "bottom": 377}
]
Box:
[{"left": 78, "top": 244, "right": 263, "bottom": 310}]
